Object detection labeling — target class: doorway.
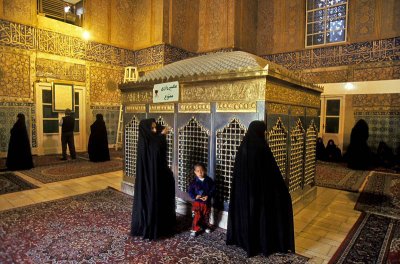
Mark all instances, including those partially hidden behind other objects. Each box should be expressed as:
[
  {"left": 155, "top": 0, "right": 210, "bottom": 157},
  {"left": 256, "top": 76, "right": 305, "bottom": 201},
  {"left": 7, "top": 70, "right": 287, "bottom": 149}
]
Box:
[{"left": 35, "top": 83, "right": 86, "bottom": 155}]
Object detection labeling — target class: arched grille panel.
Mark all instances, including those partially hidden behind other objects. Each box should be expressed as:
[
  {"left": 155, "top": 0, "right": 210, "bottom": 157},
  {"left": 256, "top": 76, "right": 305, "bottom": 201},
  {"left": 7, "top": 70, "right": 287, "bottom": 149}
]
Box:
[
  {"left": 156, "top": 116, "right": 174, "bottom": 169},
  {"left": 304, "top": 120, "right": 317, "bottom": 186},
  {"left": 268, "top": 118, "right": 288, "bottom": 179},
  {"left": 124, "top": 116, "right": 140, "bottom": 178},
  {"left": 215, "top": 118, "right": 247, "bottom": 203},
  {"left": 289, "top": 119, "right": 305, "bottom": 193},
  {"left": 178, "top": 117, "right": 209, "bottom": 192}
]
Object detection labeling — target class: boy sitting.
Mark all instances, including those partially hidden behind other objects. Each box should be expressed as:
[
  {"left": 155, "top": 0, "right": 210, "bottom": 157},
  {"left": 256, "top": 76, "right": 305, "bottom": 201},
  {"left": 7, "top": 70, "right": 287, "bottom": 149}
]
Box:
[{"left": 188, "top": 163, "right": 215, "bottom": 237}]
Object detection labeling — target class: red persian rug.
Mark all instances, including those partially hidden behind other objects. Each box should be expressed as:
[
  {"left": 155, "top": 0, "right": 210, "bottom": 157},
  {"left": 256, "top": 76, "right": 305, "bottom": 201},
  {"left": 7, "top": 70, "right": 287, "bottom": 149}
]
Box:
[
  {"left": 20, "top": 159, "right": 122, "bottom": 183},
  {"left": 315, "top": 161, "right": 370, "bottom": 192},
  {"left": 0, "top": 188, "right": 308, "bottom": 264},
  {"left": 0, "top": 172, "right": 37, "bottom": 195},
  {"left": 329, "top": 213, "right": 400, "bottom": 264},
  {"left": 355, "top": 171, "right": 400, "bottom": 219}
]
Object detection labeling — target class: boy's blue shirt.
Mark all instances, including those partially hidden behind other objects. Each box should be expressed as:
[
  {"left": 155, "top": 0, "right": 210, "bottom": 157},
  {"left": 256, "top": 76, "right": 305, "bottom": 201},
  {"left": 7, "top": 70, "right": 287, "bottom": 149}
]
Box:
[{"left": 188, "top": 175, "right": 215, "bottom": 204}]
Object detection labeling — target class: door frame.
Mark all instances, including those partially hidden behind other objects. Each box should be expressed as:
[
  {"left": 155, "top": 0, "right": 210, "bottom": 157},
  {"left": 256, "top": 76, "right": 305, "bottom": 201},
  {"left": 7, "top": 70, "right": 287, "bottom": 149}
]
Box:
[
  {"left": 319, "top": 95, "right": 345, "bottom": 151},
  {"left": 35, "top": 82, "right": 86, "bottom": 155}
]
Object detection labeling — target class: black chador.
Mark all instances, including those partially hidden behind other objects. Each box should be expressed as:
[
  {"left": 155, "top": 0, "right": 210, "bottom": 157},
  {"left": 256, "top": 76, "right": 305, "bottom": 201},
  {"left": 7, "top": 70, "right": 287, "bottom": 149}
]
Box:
[
  {"left": 131, "top": 118, "right": 176, "bottom": 239},
  {"left": 6, "top": 113, "right": 34, "bottom": 171},
  {"left": 226, "top": 121, "right": 295, "bottom": 257},
  {"left": 344, "top": 119, "right": 373, "bottom": 170},
  {"left": 88, "top": 114, "right": 110, "bottom": 162}
]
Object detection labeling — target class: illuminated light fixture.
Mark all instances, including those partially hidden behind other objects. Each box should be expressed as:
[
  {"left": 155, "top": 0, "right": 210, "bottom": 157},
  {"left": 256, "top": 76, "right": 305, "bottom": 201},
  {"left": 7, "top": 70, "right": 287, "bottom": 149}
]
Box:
[
  {"left": 344, "top": 82, "right": 354, "bottom": 90},
  {"left": 64, "top": 5, "right": 71, "bottom": 13},
  {"left": 82, "top": 30, "right": 90, "bottom": 41}
]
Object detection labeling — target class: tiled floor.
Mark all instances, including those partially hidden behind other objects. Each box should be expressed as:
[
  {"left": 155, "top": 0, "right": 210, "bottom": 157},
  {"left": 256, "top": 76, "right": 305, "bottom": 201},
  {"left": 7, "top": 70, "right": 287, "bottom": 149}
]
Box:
[{"left": 0, "top": 170, "right": 361, "bottom": 263}]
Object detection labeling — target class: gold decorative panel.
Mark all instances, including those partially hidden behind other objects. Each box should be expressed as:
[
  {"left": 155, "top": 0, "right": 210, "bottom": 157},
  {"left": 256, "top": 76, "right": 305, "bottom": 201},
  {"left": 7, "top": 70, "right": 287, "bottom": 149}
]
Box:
[
  {"left": 126, "top": 104, "right": 146, "bottom": 113},
  {"left": 110, "top": 0, "right": 135, "bottom": 49},
  {"left": 289, "top": 119, "right": 304, "bottom": 193},
  {"left": 124, "top": 116, "right": 140, "bottom": 179},
  {"left": 181, "top": 79, "right": 265, "bottom": 102},
  {"left": 156, "top": 116, "right": 174, "bottom": 169},
  {"left": 36, "top": 58, "right": 86, "bottom": 82},
  {"left": 0, "top": 50, "right": 31, "bottom": 100},
  {"left": 122, "top": 91, "right": 153, "bottom": 104},
  {"left": 266, "top": 83, "right": 320, "bottom": 108},
  {"left": 89, "top": 66, "right": 123, "bottom": 105},
  {"left": 149, "top": 103, "right": 175, "bottom": 113},
  {"left": 215, "top": 118, "right": 247, "bottom": 202},
  {"left": 216, "top": 101, "right": 257, "bottom": 113},
  {"left": 306, "top": 108, "right": 319, "bottom": 117},
  {"left": 267, "top": 103, "right": 289, "bottom": 115},
  {"left": 304, "top": 120, "right": 317, "bottom": 186},
  {"left": 86, "top": 0, "right": 110, "bottom": 43},
  {"left": 291, "top": 106, "right": 304, "bottom": 116},
  {"left": 268, "top": 118, "right": 288, "bottom": 179},
  {"left": 177, "top": 117, "right": 210, "bottom": 192},
  {"left": 178, "top": 103, "right": 210, "bottom": 113}
]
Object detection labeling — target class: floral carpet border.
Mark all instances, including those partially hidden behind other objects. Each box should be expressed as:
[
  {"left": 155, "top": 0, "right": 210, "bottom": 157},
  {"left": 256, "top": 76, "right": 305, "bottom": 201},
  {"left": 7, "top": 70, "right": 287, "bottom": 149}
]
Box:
[{"left": 329, "top": 213, "right": 399, "bottom": 264}]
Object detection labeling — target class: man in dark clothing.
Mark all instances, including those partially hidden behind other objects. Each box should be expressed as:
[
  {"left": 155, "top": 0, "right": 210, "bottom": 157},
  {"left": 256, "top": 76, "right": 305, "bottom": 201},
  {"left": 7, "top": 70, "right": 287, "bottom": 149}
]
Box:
[{"left": 60, "top": 108, "right": 76, "bottom": 160}]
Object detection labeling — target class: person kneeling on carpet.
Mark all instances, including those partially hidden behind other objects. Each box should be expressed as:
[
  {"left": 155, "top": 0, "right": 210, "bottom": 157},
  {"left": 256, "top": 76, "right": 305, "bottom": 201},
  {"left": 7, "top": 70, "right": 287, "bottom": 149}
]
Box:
[{"left": 188, "top": 163, "right": 215, "bottom": 237}]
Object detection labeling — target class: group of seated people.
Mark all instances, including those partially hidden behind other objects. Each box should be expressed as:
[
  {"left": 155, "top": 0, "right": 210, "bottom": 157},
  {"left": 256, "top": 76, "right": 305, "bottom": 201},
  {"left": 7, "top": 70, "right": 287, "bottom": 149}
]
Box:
[{"left": 316, "top": 119, "right": 400, "bottom": 171}]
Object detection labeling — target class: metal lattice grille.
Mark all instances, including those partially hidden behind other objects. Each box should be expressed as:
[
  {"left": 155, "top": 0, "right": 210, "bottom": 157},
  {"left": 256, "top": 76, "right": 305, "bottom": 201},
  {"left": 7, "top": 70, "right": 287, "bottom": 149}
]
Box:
[
  {"left": 289, "top": 119, "right": 305, "bottom": 193},
  {"left": 268, "top": 118, "right": 288, "bottom": 179},
  {"left": 124, "top": 116, "right": 139, "bottom": 178},
  {"left": 156, "top": 116, "right": 174, "bottom": 169},
  {"left": 304, "top": 120, "right": 317, "bottom": 186},
  {"left": 178, "top": 117, "right": 210, "bottom": 192},
  {"left": 216, "top": 118, "right": 247, "bottom": 202}
]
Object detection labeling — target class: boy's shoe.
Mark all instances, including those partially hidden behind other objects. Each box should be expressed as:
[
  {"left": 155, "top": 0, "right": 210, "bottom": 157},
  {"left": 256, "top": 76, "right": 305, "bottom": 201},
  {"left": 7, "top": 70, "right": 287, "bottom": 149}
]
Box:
[
  {"left": 190, "top": 230, "right": 197, "bottom": 237},
  {"left": 205, "top": 228, "right": 212, "bottom": 233}
]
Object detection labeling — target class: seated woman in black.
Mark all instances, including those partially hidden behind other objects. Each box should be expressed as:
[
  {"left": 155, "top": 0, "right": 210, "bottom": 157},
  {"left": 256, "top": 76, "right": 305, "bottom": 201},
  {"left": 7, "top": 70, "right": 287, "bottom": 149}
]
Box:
[
  {"left": 316, "top": 137, "right": 327, "bottom": 161},
  {"left": 6, "top": 113, "right": 34, "bottom": 170},
  {"left": 325, "top": 139, "right": 342, "bottom": 162},
  {"left": 88, "top": 114, "right": 110, "bottom": 162},
  {"left": 344, "top": 119, "right": 373, "bottom": 170},
  {"left": 226, "top": 120, "right": 295, "bottom": 257},
  {"left": 376, "top": 141, "right": 394, "bottom": 168}
]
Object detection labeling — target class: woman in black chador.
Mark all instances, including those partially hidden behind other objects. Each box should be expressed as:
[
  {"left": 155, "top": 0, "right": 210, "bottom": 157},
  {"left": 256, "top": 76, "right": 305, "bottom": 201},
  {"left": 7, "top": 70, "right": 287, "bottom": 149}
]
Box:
[
  {"left": 325, "top": 139, "right": 342, "bottom": 162},
  {"left": 6, "top": 113, "right": 34, "bottom": 170},
  {"left": 226, "top": 121, "right": 295, "bottom": 257},
  {"left": 88, "top": 114, "right": 110, "bottom": 162},
  {"left": 344, "top": 119, "right": 372, "bottom": 170},
  {"left": 316, "top": 137, "right": 327, "bottom": 161},
  {"left": 131, "top": 118, "right": 176, "bottom": 239}
]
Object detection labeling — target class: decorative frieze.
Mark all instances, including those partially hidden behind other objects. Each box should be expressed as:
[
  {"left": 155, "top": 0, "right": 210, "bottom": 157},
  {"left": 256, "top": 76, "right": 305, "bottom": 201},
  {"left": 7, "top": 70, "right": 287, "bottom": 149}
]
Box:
[
  {"left": 181, "top": 79, "right": 265, "bottom": 102},
  {"left": 179, "top": 103, "right": 210, "bottom": 113},
  {"left": 291, "top": 106, "right": 304, "bottom": 116},
  {"left": 149, "top": 103, "right": 174, "bottom": 113},
  {"left": 216, "top": 101, "right": 257, "bottom": 113},
  {"left": 122, "top": 91, "right": 153, "bottom": 104},
  {"left": 125, "top": 104, "right": 146, "bottom": 113},
  {"left": 306, "top": 108, "right": 319, "bottom": 117},
  {"left": 266, "top": 83, "right": 320, "bottom": 108},
  {"left": 267, "top": 103, "right": 289, "bottom": 115},
  {"left": 36, "top": 58, "right": 86, "bottom": 82}
]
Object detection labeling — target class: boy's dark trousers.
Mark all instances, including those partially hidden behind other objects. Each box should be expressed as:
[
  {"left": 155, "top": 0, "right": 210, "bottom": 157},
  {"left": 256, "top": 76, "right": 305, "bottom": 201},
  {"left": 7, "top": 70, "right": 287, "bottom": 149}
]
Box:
[{"left": 192, "top": 201, "right": 211, "bottom": 232}]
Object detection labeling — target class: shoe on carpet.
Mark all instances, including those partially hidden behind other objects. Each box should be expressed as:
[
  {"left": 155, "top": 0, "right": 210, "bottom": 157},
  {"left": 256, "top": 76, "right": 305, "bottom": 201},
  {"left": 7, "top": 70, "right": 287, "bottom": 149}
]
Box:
[
  {"left": 60, "top": 157, "right": 67, "bottom": 161},
  {"left": 190, "top": 230, "right": 197, "bottom": 237}
]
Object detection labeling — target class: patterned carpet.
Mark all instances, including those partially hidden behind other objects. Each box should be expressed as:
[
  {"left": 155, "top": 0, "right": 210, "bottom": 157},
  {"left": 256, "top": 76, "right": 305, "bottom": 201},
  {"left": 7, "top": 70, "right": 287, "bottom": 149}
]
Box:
[
  {"left": 355, "top": 172, "right": 400, "bottom": 220},
  {"left": 329, "top": 213, "right": 399, "bottom": 264},
  {"left": 0, "top": 172, "right": 37, "bottom": 195},
  {"left": 0, "top": 188, "right": 308, "bottom": 264},
  {"left": 20, "top": 159, "right": 122, "bottom": 183},
  {"left": 315, "top": 161, "right": 370, "bottom": 192}
]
